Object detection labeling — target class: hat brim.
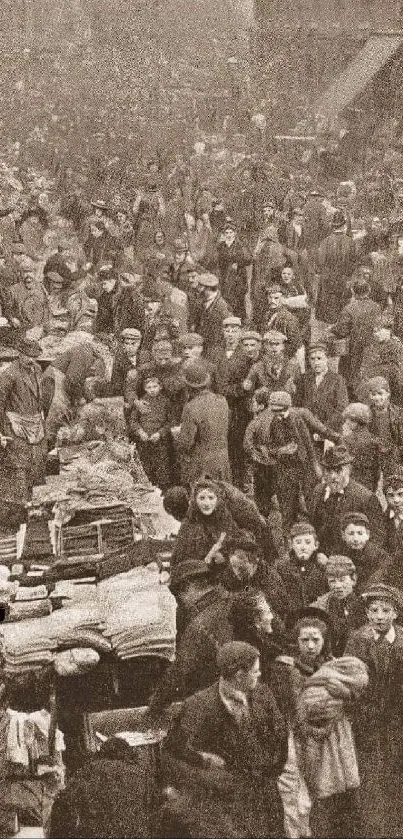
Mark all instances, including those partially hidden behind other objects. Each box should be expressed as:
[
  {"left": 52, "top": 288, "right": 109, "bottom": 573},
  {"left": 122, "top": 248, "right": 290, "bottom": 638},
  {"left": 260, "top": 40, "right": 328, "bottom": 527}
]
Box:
[
  {"left": 286, "top": 606, "right": 335, "bottom": 635},
  {"left": 184, "top": 375, "right": 210, "bottom": 388}
]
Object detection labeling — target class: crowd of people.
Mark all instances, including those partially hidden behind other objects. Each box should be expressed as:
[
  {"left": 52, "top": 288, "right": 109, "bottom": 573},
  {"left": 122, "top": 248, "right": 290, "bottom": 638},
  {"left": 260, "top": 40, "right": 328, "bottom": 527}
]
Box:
[{"left": 2, "top": 132, "right": 403, "bottom": 838}]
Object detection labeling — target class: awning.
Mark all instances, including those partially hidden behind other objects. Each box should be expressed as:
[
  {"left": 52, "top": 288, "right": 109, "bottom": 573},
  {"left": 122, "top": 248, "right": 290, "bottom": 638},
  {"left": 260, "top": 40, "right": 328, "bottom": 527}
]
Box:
[{"left": 314, "top": 35, "right": 403, "bottom": 122}]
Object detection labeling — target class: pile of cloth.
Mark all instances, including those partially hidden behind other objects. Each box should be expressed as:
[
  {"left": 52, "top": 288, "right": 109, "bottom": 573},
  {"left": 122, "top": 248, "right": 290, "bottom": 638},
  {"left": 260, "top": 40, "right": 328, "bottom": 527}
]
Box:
[
  {"left": 98, "top": 568, "right": 176, "bottom": 662},
  {"left": 0, "top": 603, "right": 110, "bottom": 674}
]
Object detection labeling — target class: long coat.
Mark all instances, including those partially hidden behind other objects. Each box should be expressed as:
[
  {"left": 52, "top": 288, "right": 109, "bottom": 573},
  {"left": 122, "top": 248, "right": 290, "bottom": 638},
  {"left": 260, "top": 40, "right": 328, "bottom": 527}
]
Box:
[
  {"left": 316, "top": 231, "right": 356, "bottom": 324},
  {"left": 294, "top": 369, "right": 348, "bottom": 431},
  {"left": 308, "top": 478, "right": 385, "bottom": 554},
  {"left": 0, "top": 357, "right": 46, "bottom": 502},
  {"left": 95, "top": 281, "right": 145, "bottom": 335},
  {"left": 212, "top": 347, "right": 253, "bottom": 488},
  {"left": 163, "top": 681, "right": 287, "bottom": 839},
  {"left": 177, "top": 389, "right": 231, "bottom": 487},
  {"left": 198, "top": 293, "right": 231, "bottom": 360},
  {"left": 332, "top": 296, "right": 381, "bottom": 390},
  {"left": 217, "top": 240, "right": 250, "bottom": 321},
  {"left": 344, "top": 426, "right": 382, "bottom": 491},
  {"left": 368, "top": 403, "right": 403, "bottom": 476},
  {"left": 345, "top": 624, "right": 403, "bottom": 837}
]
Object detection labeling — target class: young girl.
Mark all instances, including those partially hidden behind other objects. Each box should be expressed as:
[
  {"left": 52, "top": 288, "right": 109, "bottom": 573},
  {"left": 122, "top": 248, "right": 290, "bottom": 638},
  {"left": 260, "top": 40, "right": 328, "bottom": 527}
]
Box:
[{"left": 128, "top": 374, "right": 173, "bottom": 490}]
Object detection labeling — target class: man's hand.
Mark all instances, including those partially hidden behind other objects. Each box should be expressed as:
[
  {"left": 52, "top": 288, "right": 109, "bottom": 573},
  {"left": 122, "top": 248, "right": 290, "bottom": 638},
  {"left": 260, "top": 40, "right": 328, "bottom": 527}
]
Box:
[
  {"left": 171, "top": 425, "right": 181, "bottom": 438},
  {"left": 0, "top": 435, "right": 11, "bottom": 449},
  {"left": 137, "top": 429, "right": 149, "bottom": 442},
  {"left": 199, "top": 751, "right": 226, "bottom": 769},
  {"left": 279, "top": 442, "right": 298, "bottom": 455},
  {"left": 149, "top": 432, "right": 160, "bottom": 443},
  {"left": 242, "top": 379, "right": 253, "bottom": 391}
]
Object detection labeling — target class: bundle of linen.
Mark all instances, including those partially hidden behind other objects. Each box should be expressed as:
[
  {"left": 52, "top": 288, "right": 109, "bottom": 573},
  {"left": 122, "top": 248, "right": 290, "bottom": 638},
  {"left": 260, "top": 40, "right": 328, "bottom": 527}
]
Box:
[
  {"left": 98, "top": 572, "right": 176, "bottom": 662},
  {"left": 1, "top": 603, "right": 110, "bottom": 673},
  {"left": 7, "top": 599, "right": 52, "bottom": 622}
]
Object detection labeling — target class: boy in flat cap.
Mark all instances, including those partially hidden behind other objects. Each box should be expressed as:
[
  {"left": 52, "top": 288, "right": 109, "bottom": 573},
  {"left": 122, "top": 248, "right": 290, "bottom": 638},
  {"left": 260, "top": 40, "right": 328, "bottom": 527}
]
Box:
[
  {"left": 340, "top": 511, "right": 393, "bottom": 593},
  {"left": 365, "top": 376, "right": 403, "bottom": 477},
  {"left": 360, "top": 312, "right": 403, "bottom": 405},
  {"left": 262, "top": 284, "right": 303, "bottom": 359},
  {"left": 311, "top": 555, "right": 367, "bottom": 655},
  {"left": 163, "top": 640, "right": 286, "bottom": 839},
  {"left": 197, "top": 272, "right": 231, "bottom": 361},
  {"left": 308, "top": 444, "right": 385, "bottom": 555},
  {"left": 276, "top": 521, "right": 329, "bottom": 614},
  {"left": 346, "top": 584, "right": 403, "bottom": 837}
]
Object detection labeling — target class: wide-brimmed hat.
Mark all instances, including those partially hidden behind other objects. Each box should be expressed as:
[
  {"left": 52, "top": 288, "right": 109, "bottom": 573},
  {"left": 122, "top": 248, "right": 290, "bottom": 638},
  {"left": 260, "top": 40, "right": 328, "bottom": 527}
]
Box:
[
  {"left": 183, "top": 361, "right": 211, "bottom": 389},
  {"left": 321, "top": 444, "right": 353, "bottom": 469},
  {"left": 91, "top": 199, "right": 108, "bottom": 211}
]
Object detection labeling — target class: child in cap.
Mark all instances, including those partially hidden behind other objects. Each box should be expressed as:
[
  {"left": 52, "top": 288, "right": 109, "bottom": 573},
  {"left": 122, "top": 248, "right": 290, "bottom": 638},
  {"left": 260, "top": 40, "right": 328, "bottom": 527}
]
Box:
[
  {"left": 346, "top": 584, "right": 403, "bottom": 838},
  {"left": 276, "top": 522, "right": 329, "bottom": 613},
  {"left": 365, "top": 376, "right": 403, "bottom": 478},
  {"left": 340, "top": 511, "right": 392, "bottom": 594},
  {"left": 311, "top": 555, "right": 367, "bottom": 655},
  {"left": 341, "top": 402, "right": 381, "bottom": 492},
  {"left": 128, "top": 374, "right": 173, "bottom": 490}
]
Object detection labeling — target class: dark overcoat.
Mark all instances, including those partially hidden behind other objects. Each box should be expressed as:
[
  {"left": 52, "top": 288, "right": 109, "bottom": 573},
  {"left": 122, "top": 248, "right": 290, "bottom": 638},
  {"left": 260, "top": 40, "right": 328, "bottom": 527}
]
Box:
[{"left": 178, "top": 390, "right": 231, "bottom": 487}]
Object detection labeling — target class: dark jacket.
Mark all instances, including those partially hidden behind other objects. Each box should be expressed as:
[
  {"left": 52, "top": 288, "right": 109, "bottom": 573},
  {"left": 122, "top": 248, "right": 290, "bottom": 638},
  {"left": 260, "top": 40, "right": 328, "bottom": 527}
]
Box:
[
  {"left": 95, "top": 281, "right": 145, "bottom": 335},
  {"left": 276, "top": 551, "right": 329, "bottom": 613},
  {"left": 217, "top": 239, "right": 250, "bottom": 320},
  {"left": 316, "top": 230, "right": 356, "bottom": 324},
  {"left": 308, "top": 478, "right": 385, "bottom": 555},
  {"left": 178, "top": 389, "right": 231, "bottom": 487},
  {"left": 170, "top": 494, "right": 247, "bottom": 570},
  {"left": 311, "top": 590, "right": 368, "bottom": 656},
  {"left": 344, "top": 427, "right": 382, "bottom": 491},
  {"left": 368, "top": 403, "right": 403, "bottom": 474},
  {"left": 294, "top": 369, "right": 348, "bottom": 431},
  {"left": 360, "top": 336, "right": 403, "bottom": 406},
  {"left": 163, "top": 681, "right": 286, "bottom": 839},
  {"left": 260, "top": 305, "right": 302, "bottom": 356},
  {"left": 342, "top": 539, "right": 393, "bottom": 594},
  {"left": 332, "top": 296, "right": 382, "bottom": 389},
  {"left": 149, "top": 592, "right": 232, "bottom": 714},
  {"left": 199, "top": 293, "right": 231, "bottom": 360},
  {"left": 243, "top": 406, "right": 318, "bottom": 471}
]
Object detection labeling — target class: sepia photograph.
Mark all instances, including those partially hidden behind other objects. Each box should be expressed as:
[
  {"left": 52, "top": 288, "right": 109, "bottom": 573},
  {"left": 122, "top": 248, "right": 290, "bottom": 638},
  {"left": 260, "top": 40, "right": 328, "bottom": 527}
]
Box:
[{"left": 0, "top": 1, "right": 402, "bottom": 836}]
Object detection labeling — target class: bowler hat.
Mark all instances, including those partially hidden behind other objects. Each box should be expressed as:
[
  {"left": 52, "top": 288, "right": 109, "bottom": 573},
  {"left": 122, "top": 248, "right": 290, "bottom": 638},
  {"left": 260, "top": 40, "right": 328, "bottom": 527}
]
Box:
[
  {"left": 170, "top": 560, "right": 209, "bottom": 593},
  {"left": 321, "top": 444, "right": 353, "bottom": 469},
  {"left": 183, "top": 361, "right": 211, "bottom": 389}
]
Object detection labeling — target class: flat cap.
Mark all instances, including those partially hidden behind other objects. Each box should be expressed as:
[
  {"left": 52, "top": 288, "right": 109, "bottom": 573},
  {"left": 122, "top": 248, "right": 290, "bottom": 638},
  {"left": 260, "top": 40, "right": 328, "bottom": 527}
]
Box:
[
  {"left": 216, "top": 641, "right": 260, "bottom": 677},
  {"left": 263, "top": 330, "right": 287, "bottom": 343},
  {"left": 361, "top": 583, "right": 403, "bottom": 609},
  {"left": 289, "top": 521, "right": 317, "bottom": 539},
  {"left": 197, "top": 272, "right": 219, "bottom": 288},
  {"left": 342, "top": 403, "right": 371, "bottom": 426},
  {"left": 366, "top": 376, "right": 390, "bottom": 394},
  {"left": 341, "top": 511, "right": 370, "bottom": 530},
  {"left": 178, "top": 332, "right": 204, "bottom": 348},
  {"left": 241, "top": 330, "right": 262, "bottom": 342},
  {"left": 308, "top": 341, "right": 328, "bottom": 354},
  {"left": 269, "top": 390, "right": 292, "bottom": 410},
  {"left": 121, "top": 328, "right": 142, "bottom": 339},
  {"left": 223, "top": 316, "right": 242, "bottom": 327},
  {"left": 326, "top": 555, "right": 356, "bottom": 577}
]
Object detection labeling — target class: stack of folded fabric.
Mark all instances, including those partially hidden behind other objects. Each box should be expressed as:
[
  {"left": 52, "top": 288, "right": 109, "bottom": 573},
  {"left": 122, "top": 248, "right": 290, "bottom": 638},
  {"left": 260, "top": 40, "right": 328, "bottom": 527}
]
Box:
[
  {"left": 47, "top": 554, "right": 103, "bottom": 582},
  {"left": 7, "top": 599, "right": 52, "bottom": 622},
  {"left": 99, "top": 572, "right": 176, "bottom": 662},
  {"left": 1, "top": 602, "right": 110, "bottom": 674}
]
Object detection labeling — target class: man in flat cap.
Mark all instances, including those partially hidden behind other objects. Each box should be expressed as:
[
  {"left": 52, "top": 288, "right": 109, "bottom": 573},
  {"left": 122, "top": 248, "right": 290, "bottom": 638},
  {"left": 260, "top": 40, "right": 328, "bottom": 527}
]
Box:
[
  {"left": 0, "top": 332, "right": 46, "bottom": 505},
  {"left": 110, "top": 328, "right": 143, "bottom": 399},
  {"left": 244, "top": 390, "right": 320, "bottom": 525},
  {"left": 346, "top": 584, "right": 403, "bottom": 837},
  {"left": 217, "top": 218, "right": 251, "bottom": 321},
  {"left": 308, "top": 444, "right": 385, "bottom": 554},
  {"left": 330, "top": 277, "right": 381, "bottom": 395},
  {"left": 294, "top": 341, "right": 348, "bottom": 438},
  {"left": 10, "top": 259, "right": 47, "bottom": 330},
  {"left": 316, "top": 208, "right": 357, "bottom": 325},
  {"left": 256, "top": 284, "right": 302, "bottom": 359},
  {"left": 243, "top": 329, "right": 300, "bottom": 403},
  {"left": 163, "top": 640, "right": 286, "bottom": 838},
  {"left": 365, "top": 376, "right": 403, "bottom": 478},
  {"left": 213, "top": 316, "right": 253, "bottom": 489},
  {"left": 197, "top": 272, "right": 231, "bottom": 361},
  {"left": 339, "top": 511, "right": 392, "bottom": 593}
]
